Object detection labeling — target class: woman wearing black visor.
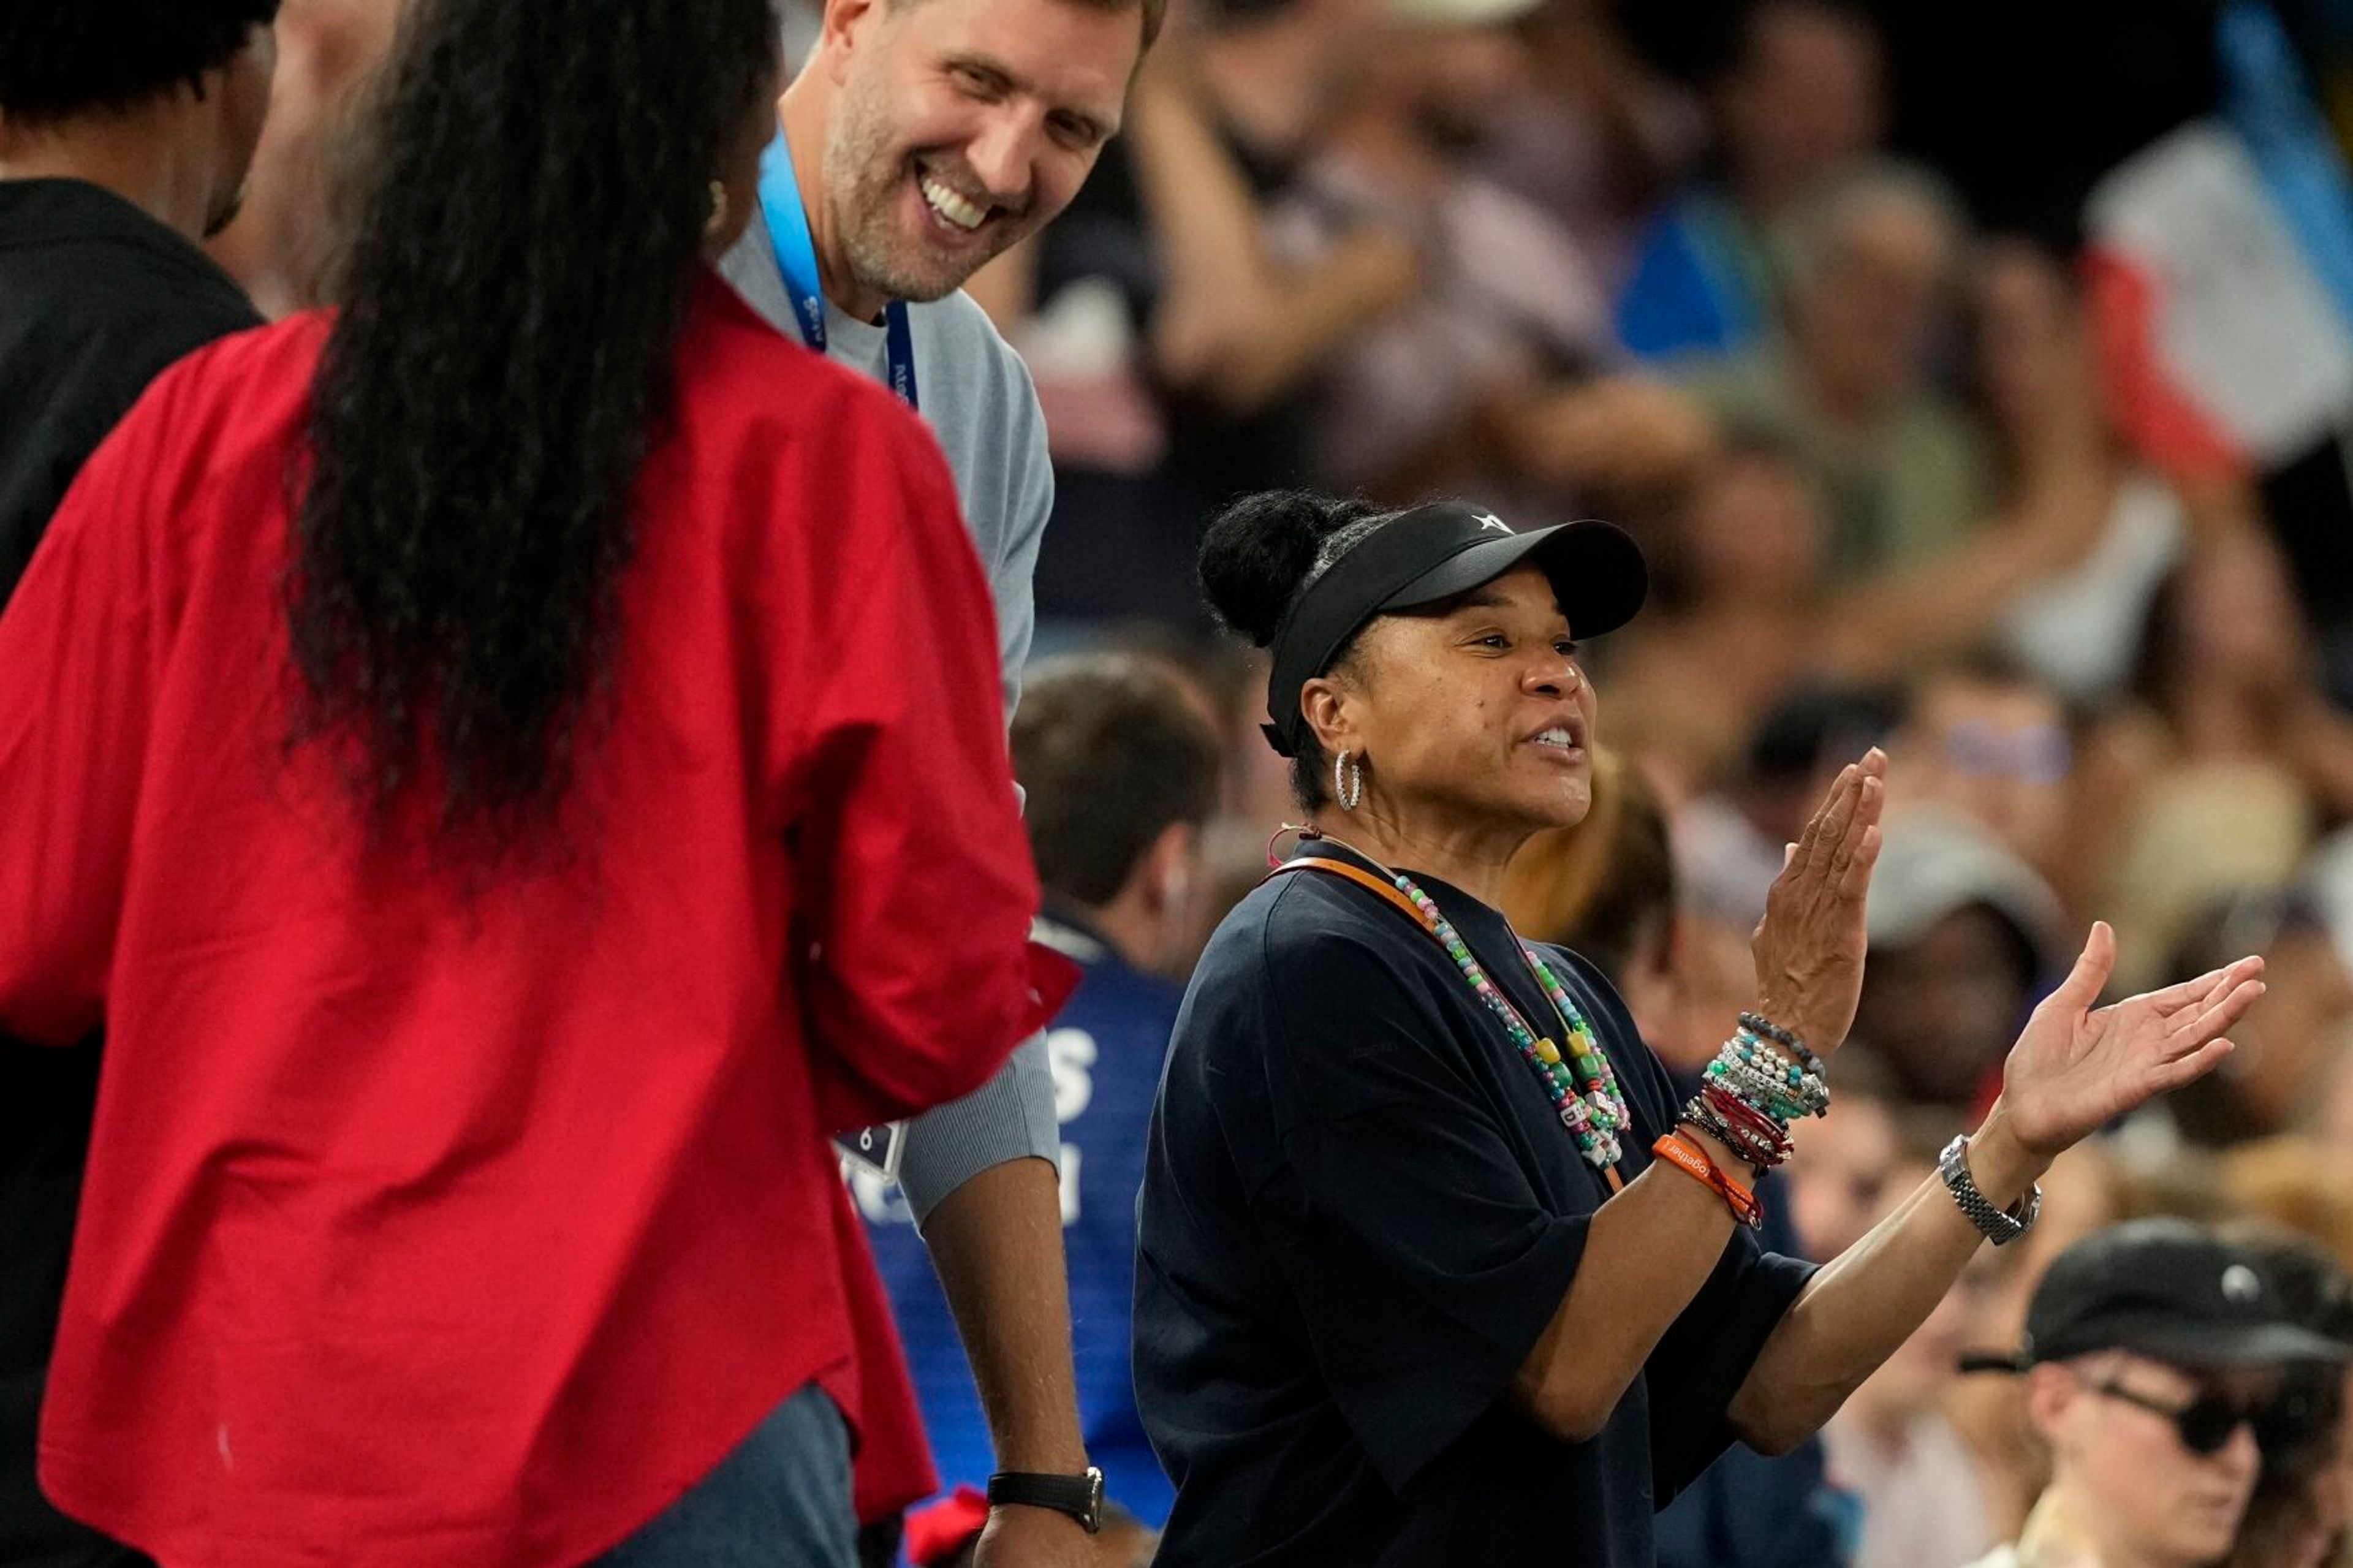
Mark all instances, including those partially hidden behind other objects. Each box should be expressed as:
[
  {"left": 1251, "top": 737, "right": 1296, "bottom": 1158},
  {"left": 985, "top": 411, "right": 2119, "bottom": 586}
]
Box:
[{"left": 1132, "top": 490, "right": 2271, "bottom": 1565}]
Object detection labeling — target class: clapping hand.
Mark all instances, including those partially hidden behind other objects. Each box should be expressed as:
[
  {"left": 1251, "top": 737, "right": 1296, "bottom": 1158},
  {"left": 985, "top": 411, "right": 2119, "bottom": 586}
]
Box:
[
  {"left": 1749, "top": 749, "right": 1887, "bottom": 1056},
  {"left": 1996, "top": 921, "right": 2265, "bottom": 1159}
]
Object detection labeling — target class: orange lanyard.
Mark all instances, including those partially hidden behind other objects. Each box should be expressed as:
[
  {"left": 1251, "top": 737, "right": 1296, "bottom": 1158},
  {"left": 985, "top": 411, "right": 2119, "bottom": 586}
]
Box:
[{"left": 1264, "top": 854, "right": 1424, "bottom": 923}]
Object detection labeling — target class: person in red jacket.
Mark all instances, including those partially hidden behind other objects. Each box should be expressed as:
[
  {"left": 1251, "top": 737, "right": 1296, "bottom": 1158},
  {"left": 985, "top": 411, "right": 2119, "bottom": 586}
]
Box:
[{"left": 0, "top": 0, "right": 1069, "bottom": 1563}]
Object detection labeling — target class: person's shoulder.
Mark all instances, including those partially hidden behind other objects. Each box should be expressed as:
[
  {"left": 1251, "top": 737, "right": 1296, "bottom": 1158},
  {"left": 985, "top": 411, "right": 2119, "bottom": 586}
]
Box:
[
  {"left": 1240, "top": 870, "right": 1456, "bottom": 1010},
  {"left": 114, "top": 311, "right": 324, "bottom": 453},
  {"left": 684, "top": 271, "right": 939, "bottom": 450},
  {"left": 907, "top": 288, "right": 1020, "bottom": 364},
  {"left": 908, "top": 289, "right": 1042, "bottom": 409}
]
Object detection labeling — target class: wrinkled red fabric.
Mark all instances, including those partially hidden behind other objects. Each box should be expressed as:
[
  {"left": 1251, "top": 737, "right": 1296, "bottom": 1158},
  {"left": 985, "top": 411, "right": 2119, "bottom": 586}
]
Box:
[{"left": 0, "top": 272, "right": 1073, "bottom": 1568}]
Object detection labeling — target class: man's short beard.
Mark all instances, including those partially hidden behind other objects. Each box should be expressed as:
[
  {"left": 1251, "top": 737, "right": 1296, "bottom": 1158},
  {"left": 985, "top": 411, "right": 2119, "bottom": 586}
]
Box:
[{"left": 824, "top": 66, "right": 992, "bottom": 306}]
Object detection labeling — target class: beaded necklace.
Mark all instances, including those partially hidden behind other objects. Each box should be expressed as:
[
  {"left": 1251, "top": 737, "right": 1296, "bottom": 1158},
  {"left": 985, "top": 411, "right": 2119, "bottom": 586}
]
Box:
[{"left": 1267, "top": 839, "right": 1632, "bottom": 1182}]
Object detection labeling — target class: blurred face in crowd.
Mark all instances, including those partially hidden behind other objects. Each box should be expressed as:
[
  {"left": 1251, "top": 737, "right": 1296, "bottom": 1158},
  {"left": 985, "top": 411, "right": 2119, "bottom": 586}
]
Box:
[
  {"left": 1310, "top": 566, "right": 1598, "bottom": 839},
  {"left": 2236, "top": 1365, "right": 2353, "bottom": 1568},
  {"left": 2163, "top": 531, "right": 2310, "bottom": 698},
  {"left": 1396, "top": 22, "right": 1534, "bottom": 151},
  {"left": 206, "top": 0, "right": 408, "bottom": 310},
  {"left": 2031, "top": 1353, "right": 2272, "bottom": 1567},
  {"left": 818, "top": 0, "right": 1137, "bottom": 302},
  {"left": 1896, "top": 674, "right": 2072, "bottom": 875},
  {"left": 2221, "top": 925, "right": 2353, "bottom": 1138},
  {"left": 1788, "top": 191, "right": 1960, "bottom": 409},
  {"left": 1718, "top": 0, "right": 1885, "bottom": 213},
  {"left": 1972, "top": 240, "right": 2102, "bottom": 444},
  {"left": 1787, "top": 1093, "right": 1897, "bottom": 1262},
  {"left": 1852, "top": 905, "right": 2034, "bottom": 1107},
  {"left": 1679, "top": 449, "right": 1824, "bottom": 607}
]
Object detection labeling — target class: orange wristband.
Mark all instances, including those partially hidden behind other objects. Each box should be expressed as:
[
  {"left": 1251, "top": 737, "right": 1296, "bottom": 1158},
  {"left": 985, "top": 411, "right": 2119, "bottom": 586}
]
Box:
[{"left": 1652, "top": 1132, "right": 1765, "bottom": 1229}]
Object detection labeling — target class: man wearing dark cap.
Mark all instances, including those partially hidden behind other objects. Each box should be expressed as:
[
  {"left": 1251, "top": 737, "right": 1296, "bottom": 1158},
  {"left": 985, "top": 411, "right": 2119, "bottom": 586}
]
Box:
[{"left": 1963, "top": 1218, "right": 2349, "bottom": 1568}]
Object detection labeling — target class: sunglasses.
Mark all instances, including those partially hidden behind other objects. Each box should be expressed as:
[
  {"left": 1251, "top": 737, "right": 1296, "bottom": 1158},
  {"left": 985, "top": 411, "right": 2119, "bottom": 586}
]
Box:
[{"left": 2093, "top": 1380, "right": 2330, "bottom": 1458}]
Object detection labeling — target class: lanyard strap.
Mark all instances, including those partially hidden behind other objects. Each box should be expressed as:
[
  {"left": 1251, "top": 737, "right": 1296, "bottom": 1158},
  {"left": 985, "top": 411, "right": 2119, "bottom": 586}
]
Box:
[
  {"left": 1267, "top": 855, "right": 1626, "bottom": 1191},
  {"left": 757, "top": 131, "right": 920, "bottom": 411},
  {"left": 1264, "top": 854, "right": 1425, "bottom": 924},
  {"left": 1270, "top": 855, "right": 1567, "bottom": 1038}
]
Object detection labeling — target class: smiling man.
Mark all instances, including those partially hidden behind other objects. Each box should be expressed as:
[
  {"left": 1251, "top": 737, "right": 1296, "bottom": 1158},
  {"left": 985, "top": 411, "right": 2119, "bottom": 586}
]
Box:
[{"left": 714, "top": 0, "right": 1159, "bottom": 1564}]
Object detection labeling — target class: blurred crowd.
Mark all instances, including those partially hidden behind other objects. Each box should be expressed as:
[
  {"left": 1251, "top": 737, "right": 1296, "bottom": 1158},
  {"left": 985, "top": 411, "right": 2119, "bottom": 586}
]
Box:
[{"left": 150, "top": 0, "right": 2353, "bottom": 1562}]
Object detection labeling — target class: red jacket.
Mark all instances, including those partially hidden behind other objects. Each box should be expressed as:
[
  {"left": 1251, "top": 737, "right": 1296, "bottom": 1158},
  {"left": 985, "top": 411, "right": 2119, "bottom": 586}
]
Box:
[{"left": 0, "top": 274, "right": 1070, "bottom": 1567}]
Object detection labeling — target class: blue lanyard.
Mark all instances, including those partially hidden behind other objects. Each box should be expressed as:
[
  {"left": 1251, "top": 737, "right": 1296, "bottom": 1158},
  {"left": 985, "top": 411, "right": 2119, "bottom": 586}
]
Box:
[{"left": 757, "top": 131, "right": 918, "bottom": 411}]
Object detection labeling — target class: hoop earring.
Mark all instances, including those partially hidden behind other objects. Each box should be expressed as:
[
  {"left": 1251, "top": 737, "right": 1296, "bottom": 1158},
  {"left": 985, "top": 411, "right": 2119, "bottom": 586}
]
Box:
[
  {"left": 705, "top": 180, "right": 730, "bottom": 238},
  {"left": 1334, "top": 749, "right": 1365, "bottom": 812}
]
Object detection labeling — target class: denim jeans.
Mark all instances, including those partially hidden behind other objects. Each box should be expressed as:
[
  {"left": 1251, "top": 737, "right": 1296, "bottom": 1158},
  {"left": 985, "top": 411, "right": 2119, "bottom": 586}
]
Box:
[{"left": 593, "top": 1384, "right": 855, "bottom": 1568}]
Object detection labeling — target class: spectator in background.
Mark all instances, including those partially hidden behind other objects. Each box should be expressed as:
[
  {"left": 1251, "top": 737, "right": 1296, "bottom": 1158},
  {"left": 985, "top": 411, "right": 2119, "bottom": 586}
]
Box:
[
  {"left": 2218, "top": 1228, "right": 2353, "bottom": 1568},
  {"left": 202, "top": 0, "right": 404, "bottom": 316},
  {"left": 1852, "top": 809, "right": 2060, "bottom": 1111},
  {"left": 993, "top": 0, "right": 1408, "bottom": 627},
  {"left": 2090, "top": 528, "right": 2353, "bottom": 987},
  {"left": 1822, "top": 1127, "right": 2004, "bottom": 1568},
  {"left": 1976, "top": 241, "right": 2189, "bottom": 711},
  {"left": 1680, "top": 159, "right": 1995, "bottom": 581},
  {"left": 0, "top": 7, "right": 277, "bottom": 1564},
  {"left": 862, "top": 655, "right": 1220, "bottom": 1532},
  {"left": 1604, "top": 436, "right": 1828, "bottom": 793},
  {"left": 1961, "top": 1220, "right": 2349, "bottom": 1568},
  {"left": 1886, "top": 656, "right": 2077, "bottom": 903},
  {"left": 2156, "top": 892, "right": 2353, "bottom": 1151},
  {"left": 0, "top": 3, "right": 276, "bottom": 595},
  {"left": 1474, "top": 0, "right": 1694, "bottom": 292},
  {"left": 1290, "top": 0, "right": 1632, "bottom": 504},
  {"left": 1615, "top": 0, "right": 1887, "bottom": 360}
]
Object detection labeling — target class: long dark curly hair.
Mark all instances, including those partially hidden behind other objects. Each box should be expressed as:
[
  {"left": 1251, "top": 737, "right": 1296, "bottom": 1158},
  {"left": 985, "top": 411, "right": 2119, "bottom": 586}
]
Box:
[{"left": 287, "top": 0, "right": 777, "bottom": 854}]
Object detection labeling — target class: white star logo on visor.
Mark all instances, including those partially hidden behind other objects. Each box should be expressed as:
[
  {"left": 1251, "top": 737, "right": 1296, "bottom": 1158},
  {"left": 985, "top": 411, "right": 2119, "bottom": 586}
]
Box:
[{"left": 1474, "top": 512, "right": 1512, "bottom": 534}]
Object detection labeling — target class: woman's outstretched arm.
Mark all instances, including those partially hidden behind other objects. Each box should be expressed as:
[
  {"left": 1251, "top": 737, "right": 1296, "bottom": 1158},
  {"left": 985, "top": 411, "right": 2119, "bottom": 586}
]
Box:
[{"left": 1728, "top": 924, "right": 2264, "bottom": 1453}]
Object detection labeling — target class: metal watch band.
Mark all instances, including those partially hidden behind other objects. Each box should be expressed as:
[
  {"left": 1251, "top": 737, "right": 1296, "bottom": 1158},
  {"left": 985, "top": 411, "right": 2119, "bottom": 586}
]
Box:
[
  {"left": 1939, "top": 1134, "right": 2041, "bottom": 1246},
  {"left": 985, "top": 1467, "right": 1105, "bottom": 1534}
]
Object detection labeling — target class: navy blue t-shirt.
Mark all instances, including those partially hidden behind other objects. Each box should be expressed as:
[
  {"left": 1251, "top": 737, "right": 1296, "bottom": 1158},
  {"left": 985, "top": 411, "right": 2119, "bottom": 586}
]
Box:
[
  {"left": 1134, "top": 849, "right": 1816, "bottom": 1565},
  {"left": 856, "top": 910, "right": 1180, "bottom": 1525}
]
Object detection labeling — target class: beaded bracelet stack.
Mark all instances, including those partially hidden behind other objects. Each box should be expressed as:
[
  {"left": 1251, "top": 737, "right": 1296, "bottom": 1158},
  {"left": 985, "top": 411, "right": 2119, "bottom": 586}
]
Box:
[{"left": 1680, "top": 1011, "right": 1831, "bottom": 1175}]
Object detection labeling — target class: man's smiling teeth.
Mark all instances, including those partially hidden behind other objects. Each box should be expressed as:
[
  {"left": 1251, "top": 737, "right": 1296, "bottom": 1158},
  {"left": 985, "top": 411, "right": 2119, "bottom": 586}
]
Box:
[
  {"left": 1533, "top": 727, "right": 1578, "bottom": 750},
  {"left": 920, "top": 174, "right": 986, "bottom": 232}
]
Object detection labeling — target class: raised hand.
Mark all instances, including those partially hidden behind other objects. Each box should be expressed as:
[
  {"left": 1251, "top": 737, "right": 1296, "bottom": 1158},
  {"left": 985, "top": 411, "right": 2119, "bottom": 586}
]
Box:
[
  {"left": 1748, "top": 749, "right": 1886, "bottom": 1056},
  {"left": 1998, "top": 921, "right": 2266, "bottom": 1159}
]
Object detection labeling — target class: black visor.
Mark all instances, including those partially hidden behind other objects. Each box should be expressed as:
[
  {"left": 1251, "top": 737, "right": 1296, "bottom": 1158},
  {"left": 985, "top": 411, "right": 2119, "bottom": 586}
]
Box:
[{"left": 1259, "top": 502, "right": 1648, "bottom": 757}]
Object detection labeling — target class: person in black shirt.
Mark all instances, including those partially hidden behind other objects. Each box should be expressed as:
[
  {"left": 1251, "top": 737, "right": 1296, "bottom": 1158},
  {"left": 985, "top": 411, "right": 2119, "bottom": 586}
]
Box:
[
  {"left": 0, "top": 6, "right": 276, "bottom": 1563},
  {"left": 0, "top": 3, "right": 276, "bottom": 598},
  {"left": 1133, "top": 489, "right": 2273, "bottom": 1564}
]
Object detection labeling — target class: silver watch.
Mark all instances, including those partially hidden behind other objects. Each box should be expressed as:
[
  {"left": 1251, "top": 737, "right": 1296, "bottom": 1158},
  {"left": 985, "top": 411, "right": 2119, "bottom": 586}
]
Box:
[{"left": 1939, "top": 1134, "right": 2041, "bottom": 1246}]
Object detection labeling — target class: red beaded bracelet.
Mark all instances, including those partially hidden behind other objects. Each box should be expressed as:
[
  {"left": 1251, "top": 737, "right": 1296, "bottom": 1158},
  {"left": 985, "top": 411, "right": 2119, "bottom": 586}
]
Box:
[
  {"left": 1702, "top": 1082, "right": 1794, "bottom": 1165},
  {"left": 1653, "top": 1131, "right": 1767, "bottom": 1229}
]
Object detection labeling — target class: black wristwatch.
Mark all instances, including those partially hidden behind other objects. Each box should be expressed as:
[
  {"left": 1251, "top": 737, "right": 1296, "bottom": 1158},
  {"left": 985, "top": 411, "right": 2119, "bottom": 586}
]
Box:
[{"left": 986, "top": 1467, "right": 1105, "bottom": 1534}]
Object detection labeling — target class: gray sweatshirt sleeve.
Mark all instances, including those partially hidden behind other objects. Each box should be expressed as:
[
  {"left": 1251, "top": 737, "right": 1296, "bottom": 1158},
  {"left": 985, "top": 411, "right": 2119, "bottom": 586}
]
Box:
[
  {"left": 894, "top": 347, "right": 1061, "bottom": 1227},
  {"left": 896, "top": 1029, "right": 1062, "bottom": 1227}
]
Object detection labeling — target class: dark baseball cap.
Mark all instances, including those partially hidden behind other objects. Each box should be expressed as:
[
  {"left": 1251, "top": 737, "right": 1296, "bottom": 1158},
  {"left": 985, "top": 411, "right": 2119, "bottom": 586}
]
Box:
[
  {"left": 1963, "top": 1218, "right": 2352, "bottom": 1373},
  {"left": 1259, "top": 501, "right": 1648, "bottom": 758}
]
